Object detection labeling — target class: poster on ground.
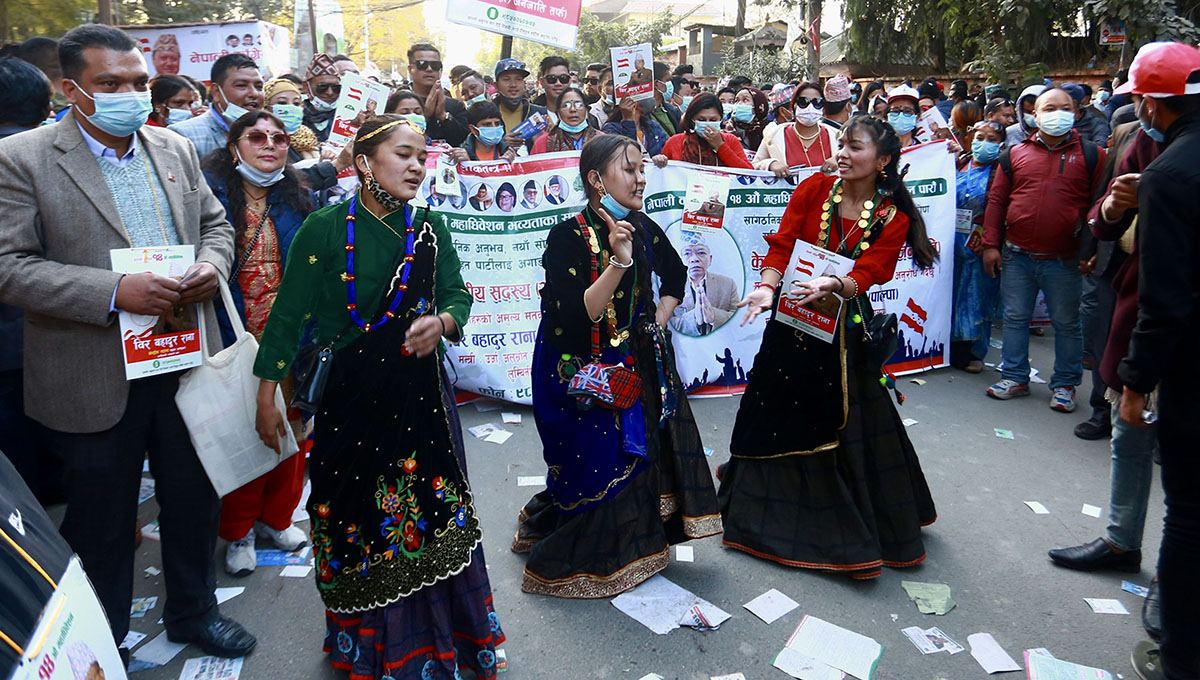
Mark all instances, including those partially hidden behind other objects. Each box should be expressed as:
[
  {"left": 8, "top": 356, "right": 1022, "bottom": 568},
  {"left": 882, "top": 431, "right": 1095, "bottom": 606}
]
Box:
[
  {"left": 445, "top": 0, "right": 583, "bottom": 51},
  {"left": 123, "top": 20, "right": 291, "bottom": 81},
  {"left": 415, "top": 142, "right": 955, "bottom": 405}
]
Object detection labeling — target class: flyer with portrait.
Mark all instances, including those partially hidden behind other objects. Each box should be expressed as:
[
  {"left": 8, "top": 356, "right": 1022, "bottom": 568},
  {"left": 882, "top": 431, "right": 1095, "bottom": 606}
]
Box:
[
  {"left": 610, "top": 42, "right": 654, "bottom": 103},
  {"left": 327, "top": 72, "right": 391, "bottom": 149},
  {"left": 773, "top": 240, "right": 854, "bottom": 343},
  {"left": 110, "top": 245, "right": 202, "bottom": 380},
  {"left": 681, "top": 171, "right": 729, "bottom": 233}
]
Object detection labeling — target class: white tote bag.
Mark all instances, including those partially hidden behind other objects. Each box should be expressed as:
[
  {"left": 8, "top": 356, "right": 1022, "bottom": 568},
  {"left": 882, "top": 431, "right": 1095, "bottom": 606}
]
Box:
[{"left": 176, "top": 277, "right": 299, "bottom": 497}]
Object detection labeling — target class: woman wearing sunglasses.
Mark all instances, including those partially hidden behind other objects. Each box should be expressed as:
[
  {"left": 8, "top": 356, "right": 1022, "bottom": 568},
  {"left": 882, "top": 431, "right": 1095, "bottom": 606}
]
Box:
[
  {"left": 752, "top": 82, "right": 841, "bottom": 177},
  {"left": 660, "top": 93, "right": 754, "bottom": 169},
  {"left": 531, "top": 87, "right": 601, "bottom": 154},
  {"left": 252, "top": 116, "right": 503, "bottom": 678},
  {"left": 198, "top": 111, "right": 316, "bottom": 577}
]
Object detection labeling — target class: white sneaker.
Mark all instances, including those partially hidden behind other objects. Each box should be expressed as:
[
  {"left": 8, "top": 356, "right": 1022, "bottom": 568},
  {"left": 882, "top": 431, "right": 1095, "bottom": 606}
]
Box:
[
  {"left": 256, "top": 522, "right": 308, "bottom": 552},
  {"left": 225, "top": 530, "right": 256, "bottom": 577}
]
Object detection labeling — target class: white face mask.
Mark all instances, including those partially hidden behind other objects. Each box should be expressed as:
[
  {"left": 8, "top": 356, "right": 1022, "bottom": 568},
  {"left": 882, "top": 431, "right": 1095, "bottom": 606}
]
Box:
[
  {"left": 795, "top": 104, "right": 822, "bottom": 126},
  {"left": 234, "top": 148, "right": 285, "bottom": 187}
]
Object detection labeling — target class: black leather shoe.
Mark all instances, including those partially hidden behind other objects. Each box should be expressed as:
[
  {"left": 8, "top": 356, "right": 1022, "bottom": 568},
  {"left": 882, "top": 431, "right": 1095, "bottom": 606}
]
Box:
[
  {"left": 1074, "top": 418, "right": 1112, "bottom": 440},
  {"left": 1143, "top": 580, "right": 1162, "bottom": 642},
  {"left": 1048, "top": 538, "right": 1141, "bottom": 573},
  {"left": 166, "top": 614, "right": 257, "bottom": 658}
]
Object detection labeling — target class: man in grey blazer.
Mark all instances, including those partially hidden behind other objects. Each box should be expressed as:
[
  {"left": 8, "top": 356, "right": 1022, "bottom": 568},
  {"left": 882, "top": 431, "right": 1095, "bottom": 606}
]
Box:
[{"left": 0, "top": 24, "right": 255, "bottom": 661}]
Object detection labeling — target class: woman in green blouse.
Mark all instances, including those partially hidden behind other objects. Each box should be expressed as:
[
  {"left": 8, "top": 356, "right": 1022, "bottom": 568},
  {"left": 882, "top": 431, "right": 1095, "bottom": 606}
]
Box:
[{"left": 252, "top": 116, "right": 505, "bottom": 680}]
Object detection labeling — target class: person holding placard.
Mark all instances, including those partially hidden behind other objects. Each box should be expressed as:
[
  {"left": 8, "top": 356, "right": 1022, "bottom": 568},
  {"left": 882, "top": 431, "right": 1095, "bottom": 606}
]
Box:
[
  {"left": 251, "top": 115, "right": 503, "bottom": 679},
  {"left": 513, "top": 134, "right": 721, "bottom": 598},
  {"left": 718, "top": 116, "right": 939, "bottom": 580}
]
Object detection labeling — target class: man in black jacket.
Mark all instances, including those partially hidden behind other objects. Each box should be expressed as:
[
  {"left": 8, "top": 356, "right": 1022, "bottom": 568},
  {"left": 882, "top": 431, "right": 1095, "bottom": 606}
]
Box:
[
  {"left": 493, "top": 58, "right": 547, "bottom": 152},
  {"left": 1113, "top": 41, "right": 1200, "bottom": 680},
  {"left": 406, "top": 42, "right": 469, "bottom": 146}
]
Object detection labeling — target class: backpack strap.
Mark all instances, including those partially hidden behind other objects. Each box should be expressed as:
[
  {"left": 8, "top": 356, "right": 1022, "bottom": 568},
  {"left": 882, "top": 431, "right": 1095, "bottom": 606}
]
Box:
[
  {"left": 1080, "top": 138, "right": 1098, "bottom": 179},
  {"left": 998, "top": 147, "right": 1013, "bottom": 182}
]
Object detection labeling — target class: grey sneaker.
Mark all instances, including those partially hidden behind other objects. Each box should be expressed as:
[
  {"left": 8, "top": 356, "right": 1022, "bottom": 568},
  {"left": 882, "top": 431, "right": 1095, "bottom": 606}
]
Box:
[
  {"left": 987, "top": 379, "right": 1030, "bottom": 400},
  {"left": 255, "top": 522, "right": 308, "bottom": 552},
  {"left": 224, "top": 529, "right": 256, "bottom": 577}
]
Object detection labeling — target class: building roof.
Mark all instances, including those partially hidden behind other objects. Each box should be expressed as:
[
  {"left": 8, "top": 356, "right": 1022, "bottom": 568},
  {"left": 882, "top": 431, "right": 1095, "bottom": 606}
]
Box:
[{"left": 734, "top": 23, "right": 788, "bottom": 46}]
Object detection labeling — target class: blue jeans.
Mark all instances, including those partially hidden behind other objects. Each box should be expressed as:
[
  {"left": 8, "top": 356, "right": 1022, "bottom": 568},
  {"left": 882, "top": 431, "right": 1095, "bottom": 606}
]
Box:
[
  {"left": 1105, "top": 401, "right": 1159, "bottom": 551},
  {"left": 999, "top": 247, "right": 1083, "bottom": 388}
]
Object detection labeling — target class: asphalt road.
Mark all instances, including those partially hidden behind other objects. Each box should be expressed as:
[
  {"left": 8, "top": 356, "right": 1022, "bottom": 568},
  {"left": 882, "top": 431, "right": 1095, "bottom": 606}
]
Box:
[{"left": 120, "top": 333, "right": 1162, "bottom": 679}]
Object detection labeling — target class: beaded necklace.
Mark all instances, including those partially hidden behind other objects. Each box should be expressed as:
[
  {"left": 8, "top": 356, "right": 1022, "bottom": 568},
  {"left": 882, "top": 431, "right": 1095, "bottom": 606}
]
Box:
[
  {"left": 343, "top": 195, "right": 415, "bottom": 333},
  {"left": 818, "top": 180, "right": 882, "bottom": 258}
]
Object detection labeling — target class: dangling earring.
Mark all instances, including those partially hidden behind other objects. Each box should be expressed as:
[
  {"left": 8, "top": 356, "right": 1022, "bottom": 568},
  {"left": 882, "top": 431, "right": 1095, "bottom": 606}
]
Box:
[{"left": 878, "top": 166, "right": 888, "bottom": 181}]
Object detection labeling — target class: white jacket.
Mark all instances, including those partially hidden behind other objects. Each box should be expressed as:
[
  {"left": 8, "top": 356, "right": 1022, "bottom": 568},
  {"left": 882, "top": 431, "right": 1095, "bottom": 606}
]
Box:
[{"left": 752, "top": 121, "right": 841, "bottom": 171}]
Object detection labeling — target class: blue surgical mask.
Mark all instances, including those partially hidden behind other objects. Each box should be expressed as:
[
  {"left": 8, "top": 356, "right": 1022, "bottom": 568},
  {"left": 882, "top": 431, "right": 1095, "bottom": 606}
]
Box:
[
  {"left": 888, "top": 111, "right": 917, "bottom": 135},
  {"left": 272, "top": 104, "right": 303, "bottom": 133},
  {"left": 71, "top": 82, "right": 151, "bottom": 137},
  {"left": 1137, "top": 99, "right": 1166, "bottom": 143},
  {"left": 404, "top": 113, "right": 427, "bottom": 133},
  {"left": 166, "top": 107, "right": 194, "bottom": 126},
  {"left": 476, "top": 124, "right": 504, "bottom": 146},
  {"left": 598, "top": 176, "right": 637, "bottom": 219},
  {"left": 558, "top": 118, "right": 589, "bottom": 134},
  {"left": 1023, "top": 112, "right": 1037, "bottom": 129},
  {"left": 680, "top": 95, "right": 694, "bottom": 112},
  {"left": 694, "top": 121, "right": 721, "bottom": 136},
  {"left": 234, "top": 149, "right": 285, "bottom": 187},
  {"left": 662, "top": 81, "right": 675, "bottom": 101},
  {"left": 1037, "top": 109, "right": 1075, "bottom": 137},
  {"left": 721, "top": 102, "right": 734, "bottom": 119},
  {"left": 1098, "top": 90, "right": 1111, "bottom": 104},
  {"left": 467, "top": 93, "right": 488, "bottom": 106},
  {"left": 731, "top": 102, "right": 755, "bottom": 123},
  {"left": 972, "top": 140, "right": 1001, "bottom": 164}
]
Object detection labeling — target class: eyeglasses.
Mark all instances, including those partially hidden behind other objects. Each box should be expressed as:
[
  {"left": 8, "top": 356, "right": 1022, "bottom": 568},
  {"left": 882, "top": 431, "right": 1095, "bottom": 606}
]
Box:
[
  {"left": 413, "top": 59, "right": 443, "bottom": 72},
  {"left": 794, "top": 96, "right": 824, "bottom": 108},
  {"left": 543, "top": 74, "right": 570, "bottom": 85},
  {"left": 584, "top": 77, "right": 600, "bottom": 85},
  {"left": 240, "top": 130, "right": 290, "bottom": 148},
  {"left": 560, "top": 100, "right": 586, "bottom": 111},
  {"left": 888, "top": 107, "right": 917, "bottom": 116},
  {"left": 314, "top": 82, "right": 341, "bottom": 95}
]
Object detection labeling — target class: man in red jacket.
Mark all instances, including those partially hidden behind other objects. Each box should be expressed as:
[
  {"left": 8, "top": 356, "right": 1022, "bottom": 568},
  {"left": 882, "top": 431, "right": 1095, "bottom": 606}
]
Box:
[{"left": 981, "top": 87, "right": 1105, "bottom": 413}]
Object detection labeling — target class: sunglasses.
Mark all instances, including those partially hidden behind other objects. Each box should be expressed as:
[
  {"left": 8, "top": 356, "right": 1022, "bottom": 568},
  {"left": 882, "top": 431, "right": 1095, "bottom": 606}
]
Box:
[
  {"left": 584, "top": 77, "right": 599, "bottom": 85},
  {"left": 794, "top": 96, "right": 824, "bottom": 108},
  {"left": 543, "top": 74, "right": 570, "bottom": 85},
  {"left": 413, "top": 59, "right": 443, "bottom": 72},
  {"left": 314, "top": 82, "right": 341, "bottom": 95},
  {"left": 560, "top": 100, "right": 586, "bottom": 111},
  {"left": 241, "top": 130, "right": 290, "bottom": 148}
]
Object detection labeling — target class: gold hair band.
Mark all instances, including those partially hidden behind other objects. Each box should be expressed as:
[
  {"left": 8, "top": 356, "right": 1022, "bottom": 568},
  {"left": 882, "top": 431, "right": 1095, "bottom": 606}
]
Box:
[{"left": 357, "top": 118, "right": 421, "bottom": 143}]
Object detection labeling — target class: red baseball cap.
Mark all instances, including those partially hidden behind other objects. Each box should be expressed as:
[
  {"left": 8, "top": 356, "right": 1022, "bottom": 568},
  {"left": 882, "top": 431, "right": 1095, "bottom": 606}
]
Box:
[{"left": 1114, "top": 41, "right": 1200, "bottom": 97}]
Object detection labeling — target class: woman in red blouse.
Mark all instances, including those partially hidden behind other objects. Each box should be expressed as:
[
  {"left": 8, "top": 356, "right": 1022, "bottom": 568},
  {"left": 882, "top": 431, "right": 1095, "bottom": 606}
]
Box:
[
  {"left": 717, "top": 115, "right": 940, "bottom": 579},
  {"left": 660, "top": 93, "right": 754, "bottom": 169}
]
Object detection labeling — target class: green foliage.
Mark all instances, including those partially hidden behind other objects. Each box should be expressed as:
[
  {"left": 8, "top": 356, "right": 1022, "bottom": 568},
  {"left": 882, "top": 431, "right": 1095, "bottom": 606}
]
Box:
[
  {"left": 714, "top": 40, "right": 811, "bottom": 82},
  {"left": 3, "top": 0, "right": 93, "bottom": 41},
  {"left": 572, "top": 9, "right": 677, "bottom": 68},
  {"left": 1084, "top": 0, "right": 1200, "bottom": 44},
  {"left": 116, "top": 0, "right": 290, "bottom": 25}
]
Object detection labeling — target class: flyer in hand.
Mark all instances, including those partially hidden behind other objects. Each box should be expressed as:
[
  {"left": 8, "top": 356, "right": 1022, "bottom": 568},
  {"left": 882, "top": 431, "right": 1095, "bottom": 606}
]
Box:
[
  {"left": 610, "top": 43, "right": 654, "bottom": 103},
  {"left": 110, "top": 245, "right": 201, "bottom": 380},
  {"left": 773, "top": 240, "right": 854, "bottom": 343},
  {"left": 327, "top": 72, "right": 391, "bottom": 149},
  {"left": 681, "top": 171, "right": 730, "bottom": 233}
]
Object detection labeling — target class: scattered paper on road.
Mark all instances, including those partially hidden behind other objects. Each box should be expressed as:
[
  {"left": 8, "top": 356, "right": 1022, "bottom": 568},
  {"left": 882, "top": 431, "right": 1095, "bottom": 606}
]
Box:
[
  {"left": 1081, "top": 504, "right": 1103, "bottom": 518},
  {"left": 141, "top": 519, "right": 161, "bottom": 541},
  {"left": 122, "top": 630, "right": 148, "bottom": 650},
  {"left": 994, "top": 428, "right": 1015, "bottom": 440},
  {"left": 783, "top": 615, "right": 882, "bottom": 680},
  {"left": 711, "top": 674, "right": 747, "bottom": 680},
  {"left": 292, "top": 479, "right": 311, "bottom": 522},
  {"left": 144, "top": 566, "right": 161, "bottom": 576},
  {"left": 679, "top": 601, "right": 731, "bottom": 631},
  {"left": 257, "top": 546, "right": 310, "bottom": 566},
  {"left": 179, "top": 655, "right": 243, "bottom": 680},
  {"left": 502, "top": 412, "right": 522, "bottom": 424},
  {"left": 772, "top": 648, "right": 845, "bottom": 680},
  {"left": 280, "top": 564, "right": 313, "bottom": 578},
  {"left": 1025, "top": 650, "right": 1113, "bottom": 679},
  {"left": 139, "top": 477, "right": 156, "bottom": 504},
  {"left": 484, "top": 430, "right": 513, "bottom": 444},
  {"left": 1122, "top": 581, "right": 1150, "bottom": 598},
  {"left": 1029, "top": 367, "right": 1047, "bottom": 384},
  {"left": 704, "top": 447, "right": 714, "bottom": 456},
  {"left": 127, "top": 659, "right": 158, "bottom": 673},
  {"left": 611, "top": 574, "right": 731, "bottom": 634},
  {"left": 468, "top": 423, "right": 503, "bottom": 438},
  {"left": 902, "top": 581, "right": 956, "bottom": 615},
  {"left": 133, "top": 632, "right": 188, "bottom": 666},
  {"left": 902, "top": 626, "right": 964, "bottom": 655},
  {"left": 1024, "top": 501, "right": 1051, "bottom": 514},
  {"left": 902, "top": 418, "right": 919, "bottom": 427},
  {"left": 675, "top": 545, "right": 694, "bottom": 562},
  {"left": 516, "top": 476, "right": 544, "bottom": 487},
  {"left": 495, "top": 648, "right": 508, "bottom": 672},
  {"left": 130, "top": 596, "right": 157, "bottom": 618},
  {"left": 1084, "top": 598, "right": 1129, "bottom": 615},
  {"left": 215, "top": 587, "right": 245, "bottom": 605},
  {"left": 744, "top": 588, "right": 799, "bottom": 625},
  {"left": 967, "top": 633, "right": 1021, "bottom": 673},
  {"left": 910, "top": 378, "right": 926, "bottom": 385},
  {"left": 638, "top": 675, "right": 665, "bottom": 680}
]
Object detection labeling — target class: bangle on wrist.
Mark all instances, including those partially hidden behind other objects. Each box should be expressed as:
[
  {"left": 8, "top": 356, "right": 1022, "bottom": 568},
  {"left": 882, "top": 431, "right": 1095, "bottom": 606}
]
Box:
[
  {"left": 832, "top": 277, "right": 845, "bottom": 293},
  {"left": 438, "top": 315, "right": 447, "bottom": 337},
  {"left": 609, "top": 255, "right": 634, "bottom": 269},
  {"left": 754, "top": 281, "right": 775, "bottom": 291}
]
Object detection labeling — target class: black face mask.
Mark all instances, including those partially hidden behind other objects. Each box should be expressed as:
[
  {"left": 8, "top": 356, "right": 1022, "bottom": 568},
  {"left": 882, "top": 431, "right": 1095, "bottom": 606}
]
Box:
[{"left": 498, "top": 94, "right": 524, "bottom": 110}]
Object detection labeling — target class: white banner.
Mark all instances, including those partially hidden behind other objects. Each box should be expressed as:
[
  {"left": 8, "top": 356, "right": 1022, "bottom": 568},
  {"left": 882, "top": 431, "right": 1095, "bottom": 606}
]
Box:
[
  {"left": 418, "top": 143, "right": 955, "bottom": 405},
  {"left": 444, "top": 0, "right": 583, "bottom": 51},
  {"left": 123, "top": 20, "right": 291, "bottom": 82}
]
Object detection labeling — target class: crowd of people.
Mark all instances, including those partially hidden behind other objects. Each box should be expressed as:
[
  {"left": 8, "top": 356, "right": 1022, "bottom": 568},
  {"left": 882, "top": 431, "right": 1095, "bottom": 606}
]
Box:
[{"left": 0, "top": 20, "right": 1196, "bottom": 680}]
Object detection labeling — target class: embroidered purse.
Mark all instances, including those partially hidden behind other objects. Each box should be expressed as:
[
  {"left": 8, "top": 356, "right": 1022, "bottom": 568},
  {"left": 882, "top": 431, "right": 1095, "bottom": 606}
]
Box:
[{"left": 565, "top": 214, "right": 643, "bottom": 411}]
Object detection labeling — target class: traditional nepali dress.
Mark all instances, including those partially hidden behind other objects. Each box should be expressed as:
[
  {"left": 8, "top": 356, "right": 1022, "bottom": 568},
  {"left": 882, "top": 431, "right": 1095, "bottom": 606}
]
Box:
[
  {"left": 718, "top": 173, "right": 936, "bottom": 580},
  {"left": 254, "top": 195, "right": 504, "bottom": 680},
  {"left": 951, "top": 162, "right": 1001, "bottom": 362},
  {"left": 513, "top": 206, "right": 722, "bottom": 598}
]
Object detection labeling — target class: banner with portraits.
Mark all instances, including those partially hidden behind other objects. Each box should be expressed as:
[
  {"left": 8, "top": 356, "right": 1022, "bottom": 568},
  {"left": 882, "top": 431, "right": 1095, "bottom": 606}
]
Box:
[
  {"left": 415, "top": 143, "right": 955, "bottom": 405},
  {"left": 122, "top": 20, "right": 291, "bottom": 82}
]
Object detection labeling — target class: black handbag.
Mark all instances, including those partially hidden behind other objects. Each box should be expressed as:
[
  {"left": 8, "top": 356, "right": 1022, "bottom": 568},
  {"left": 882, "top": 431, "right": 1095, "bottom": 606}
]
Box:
[
  {"left": 290, "top": 343, "right": 333, "bottom": 415},
  {"left": 860, "top": 302, "right": 899, "bottom": 372}
]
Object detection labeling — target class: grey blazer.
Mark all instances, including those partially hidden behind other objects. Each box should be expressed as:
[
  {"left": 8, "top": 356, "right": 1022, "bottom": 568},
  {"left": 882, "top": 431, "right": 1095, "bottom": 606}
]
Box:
[{"left": 0, "top": 111, "right": 234, "bottom": 433}]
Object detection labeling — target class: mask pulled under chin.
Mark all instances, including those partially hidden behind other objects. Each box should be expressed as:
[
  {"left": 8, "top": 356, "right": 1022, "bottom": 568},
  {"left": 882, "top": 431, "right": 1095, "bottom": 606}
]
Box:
[
  {"left": 309, "top": 96, "right": 336, "bottom": 112},
  {"left": 498, "top": 94, "right": 524, "bottom": 110},
  {"left": 360, "top": 157, "right": 407, "bottom": 212}
]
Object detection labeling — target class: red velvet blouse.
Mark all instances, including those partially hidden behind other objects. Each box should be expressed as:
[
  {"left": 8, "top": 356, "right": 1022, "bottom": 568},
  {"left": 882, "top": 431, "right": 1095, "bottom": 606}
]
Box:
[{"left": 762, "top": 173, "right": 910, "bottom": 293}]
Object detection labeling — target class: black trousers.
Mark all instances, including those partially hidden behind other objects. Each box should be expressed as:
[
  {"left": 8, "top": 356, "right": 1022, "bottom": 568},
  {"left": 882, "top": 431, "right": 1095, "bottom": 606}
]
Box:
[
  {"left": 0, "top": 369, "right": 63, "bottom": 505},
  {"left": 51, "top": 373, "right": 218, "bottom": 645},
  {"left": 1157, "top": 373, "right": 1200, "bottom": 678},
  {"left": 1080, "top": 272, "right": 1116, "bottom": 421}
]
